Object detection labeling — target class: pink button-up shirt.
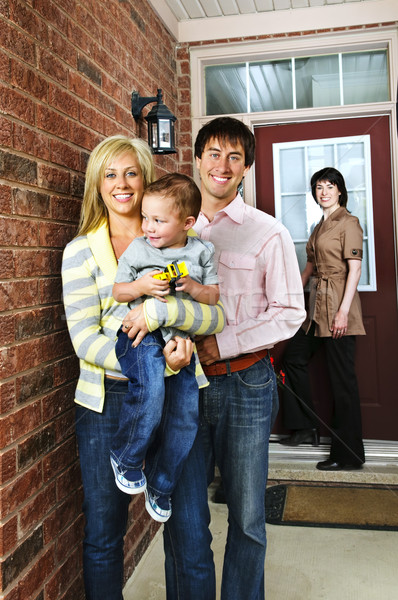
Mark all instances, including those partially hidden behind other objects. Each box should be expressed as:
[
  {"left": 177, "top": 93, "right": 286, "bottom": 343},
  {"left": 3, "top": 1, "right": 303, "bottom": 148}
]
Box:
[{"left": 194, "top": 194, "right": 305, "bottom": 360}]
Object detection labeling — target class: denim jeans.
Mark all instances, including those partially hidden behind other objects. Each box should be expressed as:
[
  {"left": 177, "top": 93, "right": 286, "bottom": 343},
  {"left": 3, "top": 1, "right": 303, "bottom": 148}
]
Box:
[
  {"left": 75, "top": 377, "right": 130, "bottom": 600},
  {"left": 113, "top": 329, "right": 199, "bottom": 497},
  {"left": 164, "top": 355, "right": 278, "bottom": 600}
]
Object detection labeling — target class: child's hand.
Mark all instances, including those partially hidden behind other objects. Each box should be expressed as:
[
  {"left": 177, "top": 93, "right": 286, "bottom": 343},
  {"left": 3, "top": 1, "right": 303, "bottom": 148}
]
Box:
[
  {"left": 138, "top": 270, "right": 170, "bottom": 302},
  {"left": 174, "top": 275, "right": 193, "bottom": 294}
]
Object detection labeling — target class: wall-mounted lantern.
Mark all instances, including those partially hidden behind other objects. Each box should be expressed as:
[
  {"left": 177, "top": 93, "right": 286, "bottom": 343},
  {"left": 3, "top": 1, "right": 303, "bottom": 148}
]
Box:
[{"left": 131, "top": 88, "right": 176, "bottom": 154}]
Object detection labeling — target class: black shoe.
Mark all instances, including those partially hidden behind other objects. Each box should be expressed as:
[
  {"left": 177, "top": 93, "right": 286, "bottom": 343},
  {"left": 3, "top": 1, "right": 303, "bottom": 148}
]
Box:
[
  {"left": 279, "top": 428, "right": 320, "bottom": 447},
  {"left": 316, "top": 459, "right": 363, "bottom": 471}
]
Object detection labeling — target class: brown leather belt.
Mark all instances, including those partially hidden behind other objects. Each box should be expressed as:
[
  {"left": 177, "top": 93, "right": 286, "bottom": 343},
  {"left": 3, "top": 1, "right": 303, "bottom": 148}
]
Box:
[{"left": 202, "top": 349, "right": 269, "bottom": 377}]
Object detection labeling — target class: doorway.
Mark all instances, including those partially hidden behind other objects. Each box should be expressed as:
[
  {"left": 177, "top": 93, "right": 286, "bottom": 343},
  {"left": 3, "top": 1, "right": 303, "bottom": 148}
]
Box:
[{"left": 255, "top": 116, "right": 398, "bottom": 441}]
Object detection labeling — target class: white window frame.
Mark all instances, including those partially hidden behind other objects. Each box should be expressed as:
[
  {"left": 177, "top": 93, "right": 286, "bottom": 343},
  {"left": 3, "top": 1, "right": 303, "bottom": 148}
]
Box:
[
  {"left": 273, "top": 135, "right": 376, "bottom": 292},
  {"left": 190, "top": 28, "right": 398, "bottom": 233}
]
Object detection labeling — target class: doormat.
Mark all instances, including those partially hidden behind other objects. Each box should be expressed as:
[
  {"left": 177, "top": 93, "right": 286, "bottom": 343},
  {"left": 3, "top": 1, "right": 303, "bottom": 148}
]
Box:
[{"left": 265, "top": 484, "right": 398, "bottom": 531}]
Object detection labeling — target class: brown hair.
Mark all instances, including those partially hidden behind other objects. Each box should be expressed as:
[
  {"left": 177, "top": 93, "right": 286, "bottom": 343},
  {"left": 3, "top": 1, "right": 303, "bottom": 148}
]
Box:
[{"left": 144, "top": 173, "right": 201, "bottom": 220}]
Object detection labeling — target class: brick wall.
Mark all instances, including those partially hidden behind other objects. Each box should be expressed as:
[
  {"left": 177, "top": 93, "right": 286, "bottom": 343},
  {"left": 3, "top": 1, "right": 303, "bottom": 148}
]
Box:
[{"left": 0, "top": 1, "right": 190, "bottom": 598}]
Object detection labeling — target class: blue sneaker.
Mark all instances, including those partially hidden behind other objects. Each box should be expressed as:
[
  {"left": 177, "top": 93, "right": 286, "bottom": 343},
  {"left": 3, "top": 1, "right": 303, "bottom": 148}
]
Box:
[
  {"left": 110, "top": 456, "right": 146, "bottom": 495},
  {"left": 145, "top": 490, "right": 172, "bottom": 522}
]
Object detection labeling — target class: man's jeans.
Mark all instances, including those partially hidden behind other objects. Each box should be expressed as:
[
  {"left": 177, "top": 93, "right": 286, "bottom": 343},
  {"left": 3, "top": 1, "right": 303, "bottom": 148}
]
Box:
[
  {"left": 75, "top": 377, "right": 130, "bottom": 600},
  {"left": 164, "top": 355, "right": 278, "bottom": 600},
  {"left": 112, "top": 329, "right": 199, "bottom": 496}
]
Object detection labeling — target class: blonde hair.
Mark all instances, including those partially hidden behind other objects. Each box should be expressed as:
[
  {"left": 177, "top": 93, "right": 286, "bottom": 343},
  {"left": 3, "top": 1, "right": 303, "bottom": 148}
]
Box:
[{"left": 76, "top": 135, "right": 155, "bottom": 237}]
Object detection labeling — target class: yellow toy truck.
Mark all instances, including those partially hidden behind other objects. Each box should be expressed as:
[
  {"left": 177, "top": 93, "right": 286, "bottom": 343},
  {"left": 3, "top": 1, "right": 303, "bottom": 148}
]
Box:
[{"left": 152, "top": 261, "right": 189, "bottom": 287}]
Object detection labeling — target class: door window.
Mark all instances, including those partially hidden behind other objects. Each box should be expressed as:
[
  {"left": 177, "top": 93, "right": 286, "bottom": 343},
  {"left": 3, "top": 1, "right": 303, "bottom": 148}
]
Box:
[{"left": 273, "top": 135, "right": 376, "bottom": 291}]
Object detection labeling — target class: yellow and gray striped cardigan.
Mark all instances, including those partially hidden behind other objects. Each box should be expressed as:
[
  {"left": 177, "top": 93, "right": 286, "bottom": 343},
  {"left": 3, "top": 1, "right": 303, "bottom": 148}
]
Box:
[{"left": 62, "top": 221, "right": 225, "bottom": 412}]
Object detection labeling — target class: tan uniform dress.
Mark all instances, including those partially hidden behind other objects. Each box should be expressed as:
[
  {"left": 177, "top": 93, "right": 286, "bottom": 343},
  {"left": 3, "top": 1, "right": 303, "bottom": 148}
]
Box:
[{"left": 303, "top": 206, "right": 366, "bottom": 337}]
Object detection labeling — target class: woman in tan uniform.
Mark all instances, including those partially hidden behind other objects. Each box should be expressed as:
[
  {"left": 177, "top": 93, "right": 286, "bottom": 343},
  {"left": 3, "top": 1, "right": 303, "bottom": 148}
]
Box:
[{"left": 280, "top": 167, "right": 366, "bottom": 471}]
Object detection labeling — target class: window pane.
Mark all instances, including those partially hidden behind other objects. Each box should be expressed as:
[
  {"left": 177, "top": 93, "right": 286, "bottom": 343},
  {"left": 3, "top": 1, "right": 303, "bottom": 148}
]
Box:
[
  {"left": 307, "top": 144, "right": 334, "bottom": 180},
  {"left": 342, "top": 50, "right": 389, "bottom": 104},
  {"left": 205, "top": 64, "right": 247, "bottom": 115},
  {"left": 249, "top": 60, "right": 293, "bottom": 111},
  {"left": 279, "top": 148, "right": 305, "bottom": 192},
  {"left": 295, "top": 55, "right": 340, "bottom": 108},
  {"left": 281, "top": 195, "right": 308, "bottom": 239}
]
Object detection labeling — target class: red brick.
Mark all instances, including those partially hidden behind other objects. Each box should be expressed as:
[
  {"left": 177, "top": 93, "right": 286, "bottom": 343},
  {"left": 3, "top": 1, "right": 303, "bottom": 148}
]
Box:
[
  {"left": 48, "top": 83, "right": 80, "bottom": 119},
  {"left": 15, "top": 363, "right": 54, "bottom": 405},
  {"left": 13, "top": 123, "right": 50, "bottom": 161},
  {"left": 53, "top": 355, "right": 79, "bottom": 388},
  {"left": 56, "top": 461, "right": 81, "bottom": 502},
  {"left": 0, "top": 515, "right": 18, "bottom": 555},
  {"left": 0, "top": 84, "right": 35, "bottom": 125},
  {"left": 0, "top": 20, "right": 35, "bottom": 64},
  {"left": 0, "top": 448, "right": 17, "bottom": 486},
  {"left": 0, "top": 400, "right": 42, "bottom": 448},
  {"left": 0, "top": 587, "right": 20, "bottom": 600},
  {"left": 10, "top": 0, "right": 49, "bottom": 45},
  {"left": 55, "top": 513, "right": 83, "bottom": 563},
  {"left": 42, "top": 437, "right": 77, "bottom": 486},
  {"left": 0, "top": 278, "right": 39, "bottom": 311},
  {"left": 37, "top": 105, "right": 69, "bottom": 139},
  {"left": 38, "top": 164, "right": 70, "bottom": 195},
  {"left": 0, "top": 115, "right": 13, "bottom": 148},
  {"left": 68, "top": 71, "right": 91, "bottom": 103},
  {"left": 39, "top": 221, "right": 75, "bottom": 248},
  {"left": 0, "top": 250, "right": 14, "bottom": 279},
  {"left": 50, "top": 195, "right": 81, "bottom": 222},
  {"left": 15, "top": 306, "right": 54, "bottom": 341},
  {"left": 1, "top": 338, "right": 43, "bottom": 378},
  {"left": 12, "top": 188, "right": 50, "bottom": 218},
  {"left": 41, "top": 382, "right": 76, "bottom": 424},
  {"left": 19, "top": 482, "right": 57, "bottom": 536},
  {"left": 0, "top": 312, "right": 14, "bottom": 345},
  {"left": 68, "top": 121, "right": 102, "bottom": 152},
  {"left": 43, "top": 492, "right": 79, "bottom": 547},
  {"left": 0, "top": 463, "right": 42, "bottom": 519},
  {"left": 38, "top": 47, "right": 68, "bottom": 86},
  {"left": 35, "top": 0, "right": 69, "bottom": 36},
  {"left": 0, "top": 380, "right": 16, "bottom": 413},
  {"left": 14, "top": 249, "right": 59, "bottom": 278},
  {"left": 11, "top": 59, "right": 48, "bottom": 101},
  {"left": 50, "top": 139, "right": 81, "bottom": 171},
  {"left": 0, "top": 150, "right": 37, "bottom": 185},
  {"left": 74, "top": 4, "right": 102, "bottom": 41},
  {"left": 0, "top": 217, "right": 38, "bottom": 246},
  {"left": 39, "top": 277, "right": 62, "bottom": 304},
  {"left": 18, "top": 546, "right": 55, "bottom": 600},
  {"left": 0, "top": 184, "right": 12, "bottom": 213},
  {"left": 58, "top": 574, "right": 85, "bottom": 600},
  {"left": 44, "top": 548, "right": 80, "bottom": 600}
]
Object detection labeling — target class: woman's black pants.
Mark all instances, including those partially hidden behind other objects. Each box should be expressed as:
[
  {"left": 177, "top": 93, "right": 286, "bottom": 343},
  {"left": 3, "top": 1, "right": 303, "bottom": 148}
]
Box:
[{"left": 281, "top": 324, "right": 365, "bottom": 465}]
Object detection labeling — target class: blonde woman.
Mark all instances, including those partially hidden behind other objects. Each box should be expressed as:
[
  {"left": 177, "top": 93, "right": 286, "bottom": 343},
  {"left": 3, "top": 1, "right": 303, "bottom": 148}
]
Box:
[{"left": 62, "top": 135, "right": 225, "bottom": 600}]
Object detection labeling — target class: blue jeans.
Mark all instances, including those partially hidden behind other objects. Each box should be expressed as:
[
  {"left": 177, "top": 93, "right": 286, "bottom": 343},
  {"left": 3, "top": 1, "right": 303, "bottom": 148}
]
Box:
[
  {"left": 164, "top": 355, "right": 278, "bottom": 600},
  {"left": 113, "top": 329, "right": 199, "bottom": 496},
  {"left": 75, "top": 377, "right": 130, "bottom": 600}
]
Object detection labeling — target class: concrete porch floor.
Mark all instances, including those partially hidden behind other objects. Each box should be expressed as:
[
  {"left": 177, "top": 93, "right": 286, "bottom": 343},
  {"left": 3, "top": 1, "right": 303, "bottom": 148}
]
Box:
[{"left": 124, "top": 440, "right": 398, "bottom": 599}]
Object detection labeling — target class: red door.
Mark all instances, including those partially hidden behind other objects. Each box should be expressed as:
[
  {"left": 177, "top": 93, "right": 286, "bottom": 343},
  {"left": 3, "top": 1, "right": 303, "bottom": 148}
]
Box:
[{"left": 255, "top": 116, "right": 398, "bottom": 441}]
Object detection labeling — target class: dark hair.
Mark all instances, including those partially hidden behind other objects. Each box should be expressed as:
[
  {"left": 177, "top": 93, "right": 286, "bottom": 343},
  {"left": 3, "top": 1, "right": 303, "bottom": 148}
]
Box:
[
  {"left": 310, "top": 167, "right": 348, "bottom": 208},
  {"left": 144, "top": 173, "right": 201, "bottom": 220},
  {"left": 194, "top": 117, "right": 255, "bottom": 167}
]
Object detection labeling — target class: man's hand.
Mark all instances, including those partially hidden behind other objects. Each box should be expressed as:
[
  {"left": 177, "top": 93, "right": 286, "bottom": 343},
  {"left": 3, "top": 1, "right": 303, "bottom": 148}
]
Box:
[
  {"left": 122, "top": 304, "right": 149, "bottom": 347},
  {"left": 163, "top": 336, "right": 194, "bottom": 371},
  {"left": 195, "top": 334, "right": 220, "bottom": 365}
]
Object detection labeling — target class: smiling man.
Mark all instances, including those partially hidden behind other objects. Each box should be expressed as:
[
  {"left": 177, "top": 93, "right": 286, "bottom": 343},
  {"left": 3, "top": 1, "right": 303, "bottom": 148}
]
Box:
[{"left": 163, "top": 117, "right": 306, "bottom": 600}]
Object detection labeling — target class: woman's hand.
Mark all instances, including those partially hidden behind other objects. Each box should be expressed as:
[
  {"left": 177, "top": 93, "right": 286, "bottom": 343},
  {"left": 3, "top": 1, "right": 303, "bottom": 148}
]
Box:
[
  {"left": 122, "top": 304, "right": 149, "bottom": 347},
  {"left": 163, "top": 336, "right": 194, "bottom": 371},
  {"left": 331, "top": 309, "right": 348, "bottom": 339}
]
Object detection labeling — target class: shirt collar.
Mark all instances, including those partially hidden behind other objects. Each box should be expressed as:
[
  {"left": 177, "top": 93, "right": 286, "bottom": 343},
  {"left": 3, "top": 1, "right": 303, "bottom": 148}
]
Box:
[{"left": 199, "top": 193, "right": 244, "bottom": 225}]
